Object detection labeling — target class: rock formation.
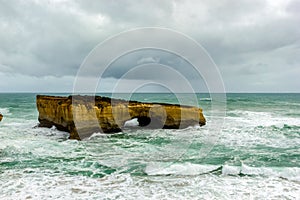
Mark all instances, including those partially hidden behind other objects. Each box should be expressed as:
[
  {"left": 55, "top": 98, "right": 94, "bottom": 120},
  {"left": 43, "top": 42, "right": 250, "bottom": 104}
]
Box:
[
  {"left": 36, "top": 95, "right": 206, "bottom": 140},
  {"left": 0, "top": 113, "right": 3, "bottom": 122}
]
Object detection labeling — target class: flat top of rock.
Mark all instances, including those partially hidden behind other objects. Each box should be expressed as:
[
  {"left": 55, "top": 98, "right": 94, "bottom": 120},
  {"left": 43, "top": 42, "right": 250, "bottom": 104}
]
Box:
[{"left": 37, "top": 95, "right": 199, "bottom": 108}]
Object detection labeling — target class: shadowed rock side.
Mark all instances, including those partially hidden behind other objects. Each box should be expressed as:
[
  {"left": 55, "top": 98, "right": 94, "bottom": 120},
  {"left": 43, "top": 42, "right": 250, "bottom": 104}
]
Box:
[{"left": 36, "top": 95, "right": 206, "bottom": 140}]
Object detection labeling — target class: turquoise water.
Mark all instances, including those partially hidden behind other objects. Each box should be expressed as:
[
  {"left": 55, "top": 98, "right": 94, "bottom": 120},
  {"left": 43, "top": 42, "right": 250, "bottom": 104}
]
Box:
[{"left": 0, "top": 93, "right": 299, "bottom": 199}]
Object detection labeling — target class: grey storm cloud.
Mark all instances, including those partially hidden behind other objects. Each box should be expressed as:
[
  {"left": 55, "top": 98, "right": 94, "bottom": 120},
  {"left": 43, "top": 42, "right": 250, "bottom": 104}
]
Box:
[
  {"left": 93, "top": 49, "right": 203, "bottom": 81},
  {"left": 0, "top": 0, "right": 299, "bottom": 92},
  {"left": 74, "top": 0, "right": 174, "bottom": 24}
]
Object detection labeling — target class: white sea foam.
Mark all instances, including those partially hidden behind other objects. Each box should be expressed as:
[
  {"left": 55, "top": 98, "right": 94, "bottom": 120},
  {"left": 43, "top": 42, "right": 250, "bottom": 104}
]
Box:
[
  {"left": 222, "top": 164, "right": 300, "bottom": 182},
  {"left": 199, "top": 97, "right": 212, "bottom": 101},
  {"left": 0, "top": 107, "right": 11, "bottom": 116},
  {"left": 88, "top": 132, "right": 110, "bottom": 139},
  {"left": 226, "top": 110, "right": 300, "bottom": 127},
  {"left": 124, "top": 118, "right": 139, "bottom": 127},
  {"left": 217, "top": 109, "right": 300, "bottom": 148},
  {"left": 1, "top": 94, "right": 300, "bottom": 199},
  {"left": 145, "top": 162, "right": 219, "bottom": 176},
  {"left": 145, "top": 162, "right": 300, "bottom": 182},
  {"left": 1, "top": 168, "right": 299, "bottom": 200}
]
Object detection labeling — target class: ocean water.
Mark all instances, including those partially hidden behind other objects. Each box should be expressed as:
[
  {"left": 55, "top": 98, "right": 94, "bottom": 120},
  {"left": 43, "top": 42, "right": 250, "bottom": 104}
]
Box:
[{"left": 0, "top": 93, "right": 299, "bottom": 199}]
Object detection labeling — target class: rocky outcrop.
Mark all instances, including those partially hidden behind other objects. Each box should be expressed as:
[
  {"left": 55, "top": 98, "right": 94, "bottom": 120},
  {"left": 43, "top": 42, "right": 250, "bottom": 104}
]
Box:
[
  {"left": 36, "top": 95, "right": 206, "bottom": 140},
  {"left": 0, "top": 113, "right": 3, "bottom": 122}
]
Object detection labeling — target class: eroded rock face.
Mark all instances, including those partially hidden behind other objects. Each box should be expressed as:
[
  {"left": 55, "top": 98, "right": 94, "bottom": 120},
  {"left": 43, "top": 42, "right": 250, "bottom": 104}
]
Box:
[{"left": 36, "top": 95, "right": 206, "bottom": 139}]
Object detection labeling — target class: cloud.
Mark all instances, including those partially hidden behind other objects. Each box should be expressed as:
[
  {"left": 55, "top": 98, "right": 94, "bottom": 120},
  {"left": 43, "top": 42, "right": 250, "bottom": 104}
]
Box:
[
  {"left": 74, "top": 0, "right": 174, "bottom": 25},
  {"left": 0, "top": 0, "right": 112, "bottom": 77},
  {"left": 137, "top": 56, "right": 160, "bottom": 65},
  {"left": 0, "top": 72, "right": 75, "bottom": 92},
  {"left": 0, "top": 0, "right": 299, "bottom": 92}
]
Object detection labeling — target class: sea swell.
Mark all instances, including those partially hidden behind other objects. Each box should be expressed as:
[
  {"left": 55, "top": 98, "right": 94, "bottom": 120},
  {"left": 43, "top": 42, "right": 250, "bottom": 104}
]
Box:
[
  {"left": 145, "top": 162, "right": 300, "bottom": 182},
  {"left": 0, "top": 93, "right": 300, "bottom": 199}
]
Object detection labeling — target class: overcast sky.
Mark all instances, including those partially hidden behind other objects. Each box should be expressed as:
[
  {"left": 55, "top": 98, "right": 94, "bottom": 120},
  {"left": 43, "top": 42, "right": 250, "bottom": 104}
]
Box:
[{"left": 0, "top": 0, "right": 299, "bottom": 92}]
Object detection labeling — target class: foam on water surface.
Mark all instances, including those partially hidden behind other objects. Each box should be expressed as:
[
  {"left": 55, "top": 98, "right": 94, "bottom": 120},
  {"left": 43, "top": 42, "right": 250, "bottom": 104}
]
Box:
[
  {"left": 0, "top": 107, "right": 11, "bottom": 116},
  {"left": 0, "top": 170, "right": 299, "bottom": 200},
  {"left": 0, "top": 93, "right": 300, "bottom": 199}
]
